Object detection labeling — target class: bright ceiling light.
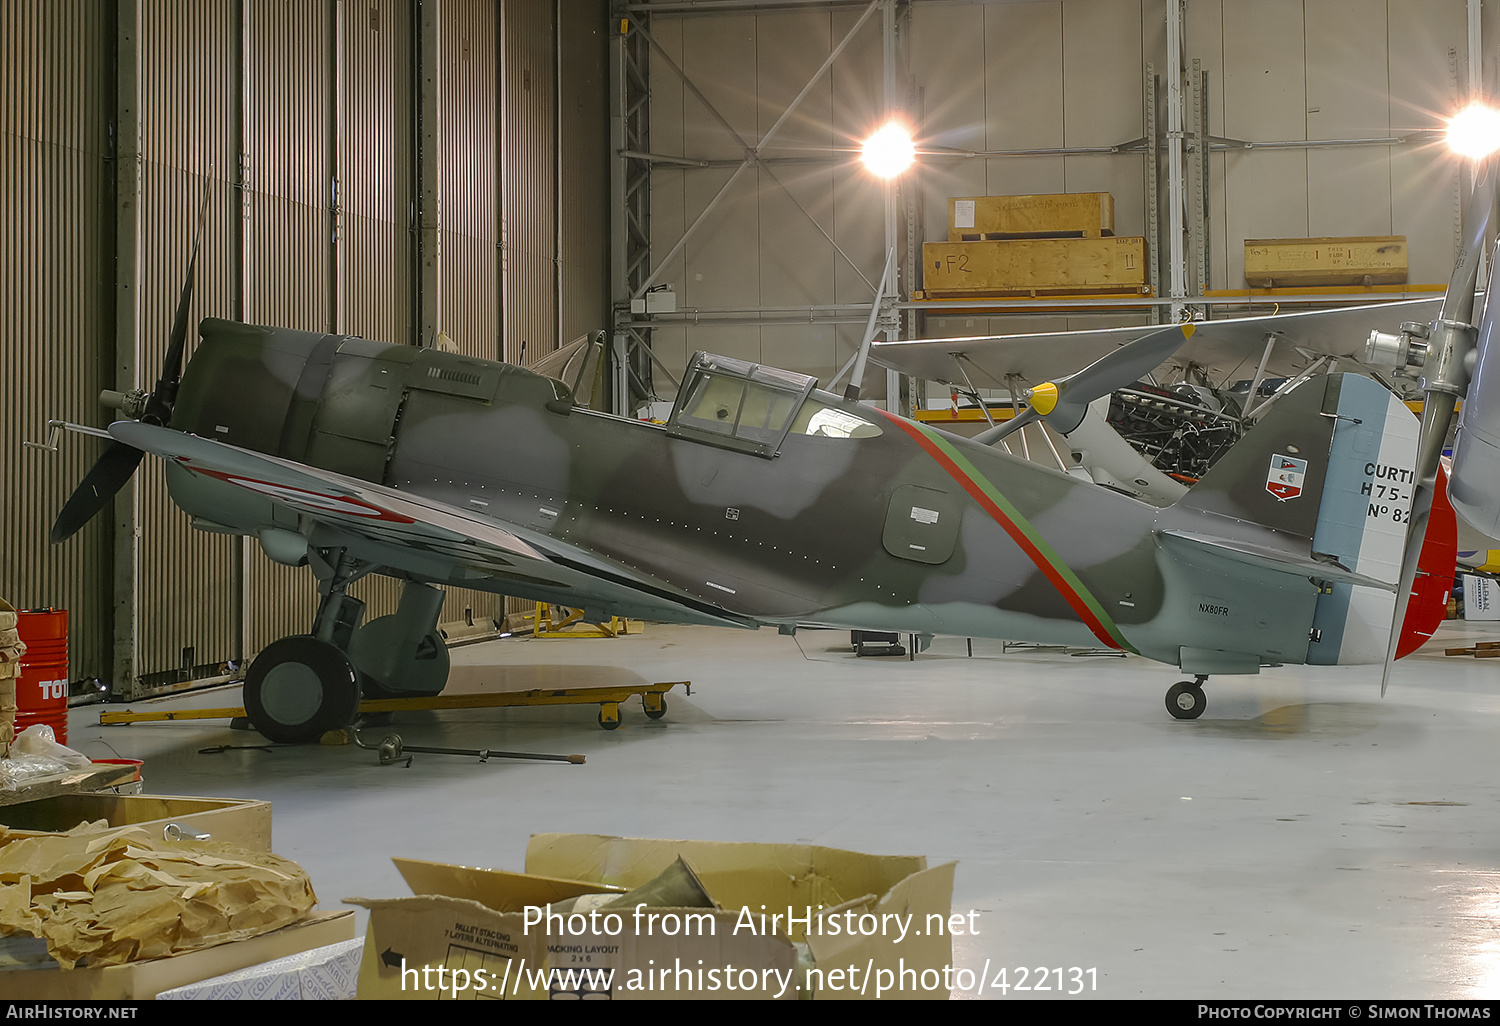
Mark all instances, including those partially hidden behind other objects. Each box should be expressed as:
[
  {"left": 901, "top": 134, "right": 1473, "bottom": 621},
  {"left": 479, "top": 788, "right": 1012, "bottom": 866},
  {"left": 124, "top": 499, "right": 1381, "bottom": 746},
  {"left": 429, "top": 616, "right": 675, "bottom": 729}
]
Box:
[
  {"left": 861, "top": 121, "right": 915, "bottom": 178},
  {"left": 1447, "top": 103, "right": 1500, "bottom": 160}
]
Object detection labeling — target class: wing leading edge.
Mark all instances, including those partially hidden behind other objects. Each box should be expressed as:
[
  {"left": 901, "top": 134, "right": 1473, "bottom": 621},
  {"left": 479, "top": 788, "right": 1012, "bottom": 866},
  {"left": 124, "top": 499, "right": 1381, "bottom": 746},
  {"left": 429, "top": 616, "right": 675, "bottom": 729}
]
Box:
[
  {"left": 870, "top": 298, "right": 1444, "bottom": 386},
  {"left": 109, "top": 421, "right": 760, "bottom": 631}
]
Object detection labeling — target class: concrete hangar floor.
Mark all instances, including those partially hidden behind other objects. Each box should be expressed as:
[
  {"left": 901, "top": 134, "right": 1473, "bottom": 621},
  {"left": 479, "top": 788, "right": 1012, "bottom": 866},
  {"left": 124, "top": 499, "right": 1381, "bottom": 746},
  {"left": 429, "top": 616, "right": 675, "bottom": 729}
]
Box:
[{"left": 66, "top": 619, "right": 1500, "bottom": 1000}]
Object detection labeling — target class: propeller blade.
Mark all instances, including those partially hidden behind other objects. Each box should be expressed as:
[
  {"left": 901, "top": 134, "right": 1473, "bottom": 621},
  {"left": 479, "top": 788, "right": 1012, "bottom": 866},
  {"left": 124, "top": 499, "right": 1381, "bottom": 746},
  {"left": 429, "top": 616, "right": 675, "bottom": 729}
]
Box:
[
  {"left": 975, "top": 407, "right": 1037, "bottom": 445},
  {"left": 142, "top": 185, "right": 212, "bottom": 425},
  {"left": 50, "top": 441, "right": 145, "bottom": 544},
  {"left": 1380, "top": 159, "right": 1496, "bottom": 691},
  {"left": 1052, "top": 322, "right": 1198, "bottom": 430},
  {"left": 51, "top": 180, "right": 212, "bottom": 541},
  {"left": 981, "top": 322, "right": 1197, "bottom": 444}
]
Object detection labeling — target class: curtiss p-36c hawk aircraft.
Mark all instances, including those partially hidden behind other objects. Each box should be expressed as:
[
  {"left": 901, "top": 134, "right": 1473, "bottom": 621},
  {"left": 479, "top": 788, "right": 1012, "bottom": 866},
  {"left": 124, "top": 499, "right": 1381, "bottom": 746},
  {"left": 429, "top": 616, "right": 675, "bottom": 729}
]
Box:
[{"left": 47, "top": 157, "right": 1500, "bottom": 743}]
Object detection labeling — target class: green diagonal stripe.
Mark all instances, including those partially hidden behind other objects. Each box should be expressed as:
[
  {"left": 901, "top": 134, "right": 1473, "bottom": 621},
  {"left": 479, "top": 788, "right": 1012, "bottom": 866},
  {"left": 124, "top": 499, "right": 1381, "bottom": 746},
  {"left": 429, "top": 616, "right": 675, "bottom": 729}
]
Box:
[{"left": 916, "top": 422, "right": 1137, "bottom": 654}]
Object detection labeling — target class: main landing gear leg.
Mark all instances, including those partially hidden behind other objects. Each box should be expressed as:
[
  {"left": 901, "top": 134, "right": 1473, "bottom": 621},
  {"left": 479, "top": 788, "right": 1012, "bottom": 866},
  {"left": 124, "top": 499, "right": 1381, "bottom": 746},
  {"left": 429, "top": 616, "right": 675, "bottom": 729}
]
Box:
[
  {"left": 1165, "top": 675, "right": 1209, "bottom": 720},
  {"left": 243, "top": 548, "right": 370, "bottom": 744},
  {"left": 348, "top": 581, "right": 450, "bottom": 700}
]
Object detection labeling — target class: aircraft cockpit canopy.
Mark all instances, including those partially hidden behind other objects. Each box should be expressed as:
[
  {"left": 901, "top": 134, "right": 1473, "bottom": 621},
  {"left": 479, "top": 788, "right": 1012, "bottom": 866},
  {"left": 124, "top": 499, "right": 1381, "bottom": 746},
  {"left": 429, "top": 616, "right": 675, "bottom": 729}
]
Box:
[{"left": 667, "top": 351, "right": 881, "bottom": 457}]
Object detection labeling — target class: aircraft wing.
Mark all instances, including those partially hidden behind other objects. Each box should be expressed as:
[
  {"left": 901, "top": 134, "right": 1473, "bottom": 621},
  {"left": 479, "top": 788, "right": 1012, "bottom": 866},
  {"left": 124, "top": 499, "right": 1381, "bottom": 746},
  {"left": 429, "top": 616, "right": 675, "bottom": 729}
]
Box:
[
  {"left": 109, "top": 421, "right": 760, "bottom": 630},
  {"left": 870, "top": 297, "right": 1443, "bottom": 387}
]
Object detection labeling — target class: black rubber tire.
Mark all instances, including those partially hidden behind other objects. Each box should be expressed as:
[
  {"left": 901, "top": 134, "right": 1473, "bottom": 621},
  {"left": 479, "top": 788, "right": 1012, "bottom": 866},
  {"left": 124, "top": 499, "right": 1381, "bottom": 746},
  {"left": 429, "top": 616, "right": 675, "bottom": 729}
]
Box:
[
  {"left": 1165, "top": 681, "right": 1206, "bottom": 720},
  {"left": 644, "top": 697, "right": 667, "bottom": 720},
  {"left": 244, "top": 636, "right": 362, "bottom": 744}
]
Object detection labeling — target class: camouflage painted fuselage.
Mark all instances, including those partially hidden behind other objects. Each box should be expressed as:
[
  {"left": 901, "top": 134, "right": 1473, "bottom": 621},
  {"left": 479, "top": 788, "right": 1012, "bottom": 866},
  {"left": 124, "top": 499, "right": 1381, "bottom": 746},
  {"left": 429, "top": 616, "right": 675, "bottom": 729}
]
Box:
[{"left": 165, "top": 319, "right": 1444, "bottom": 675}]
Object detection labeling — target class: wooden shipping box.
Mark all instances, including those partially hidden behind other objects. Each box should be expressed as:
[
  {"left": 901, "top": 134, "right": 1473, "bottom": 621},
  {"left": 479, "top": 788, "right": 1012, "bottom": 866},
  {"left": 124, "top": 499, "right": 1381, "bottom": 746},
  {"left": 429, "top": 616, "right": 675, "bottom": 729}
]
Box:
[
  {"left": 1243, "top": 236, "right": 1407, "bottom": 287},
  {"left": 948, "top": 192, "right": 1114, "bottom": 241},
  {"left": 2, "top": 911, "right": 355, "bottom": 999},
  {"left": 923, "top": 236, "right": 1148, "bottom": 296},
  {"left": 0, "top": 792, "right": 272, "bottom": 850}
]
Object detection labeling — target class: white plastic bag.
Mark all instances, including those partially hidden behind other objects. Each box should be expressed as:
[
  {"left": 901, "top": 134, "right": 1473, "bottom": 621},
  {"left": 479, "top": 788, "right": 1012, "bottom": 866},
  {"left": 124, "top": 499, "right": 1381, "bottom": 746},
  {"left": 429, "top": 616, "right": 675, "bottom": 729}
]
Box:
[{"left": 0, "top": 725, "right": 94, "bottom": 790}]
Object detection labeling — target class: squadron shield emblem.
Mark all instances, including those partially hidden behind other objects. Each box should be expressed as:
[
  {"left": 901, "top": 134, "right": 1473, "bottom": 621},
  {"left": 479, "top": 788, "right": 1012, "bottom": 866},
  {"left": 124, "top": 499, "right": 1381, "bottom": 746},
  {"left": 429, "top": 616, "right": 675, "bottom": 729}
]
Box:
[{"left": 1265, "top": 454, "right": 1308, "bottom": 501}]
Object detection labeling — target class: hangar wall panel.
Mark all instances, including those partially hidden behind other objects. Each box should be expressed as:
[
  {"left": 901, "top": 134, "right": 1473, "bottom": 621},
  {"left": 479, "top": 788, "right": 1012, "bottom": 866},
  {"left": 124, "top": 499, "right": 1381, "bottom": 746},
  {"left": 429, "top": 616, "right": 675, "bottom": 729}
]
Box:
[
  {"left": 647, "top": 0, "right": 1473, "bottom": 385},
  {"left": 827, "top": 7, "right": 887, "bottom": 375},
  {"left": 0, "top": 0, "right": 587, "bottom": 686},
  {"left": 244, "top": 0, "right": 332, "bottom": 331},
  {"left": 341, "top": 0, "right": 414, "bottom": 347},
  {"left": 0, "top": 1, "right": 113, "bottom": 679},
  {"left": 645, "top": 17, "right": 688, "bottom": 380},
  {"left": 441, "top": 0, "right": 501, "bottom": 361},
  {"left": 1061, "top": 1, "right": 1147, "bottom": 239},
  {"left": 135, "top": 0, "right": 241, "bottom": 684},
  {"left": 558, "top": 0, "right": 610, "bottom": 349},
  {"left": 240, "top": 2, "right": 371, "bottom": 660},
  {"left": 502, "top": 0, "right": 556, "bottom": 364},
  {"left": 435, "top": 0, "right": 505, "bottom": 630},
  {"left": 911, "top": 3, "right": 986, "bottom": 210},
  {"left": 1387, "top": 0, "right": 1469, "bottom": 291},
  {"left": 1183, "top": 0, "right": 1226, "bottom": 296}
]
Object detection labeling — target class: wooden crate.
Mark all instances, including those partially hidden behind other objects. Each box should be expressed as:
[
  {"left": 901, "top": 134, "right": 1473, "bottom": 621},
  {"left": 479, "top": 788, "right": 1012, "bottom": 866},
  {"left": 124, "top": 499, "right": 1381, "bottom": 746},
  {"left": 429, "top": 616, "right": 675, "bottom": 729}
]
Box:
[
  {"left": 923, "top": 237, "right": 1148, "bottom": 296},
  {"left": 1243, "top": 236, "right": 1407, "bottom": 287},
  {"left": 0, "top": 792, "right": 273, "bottom": 850},
  {"left": 948, "top": 192, "right": 1114, "bottom": 241}
]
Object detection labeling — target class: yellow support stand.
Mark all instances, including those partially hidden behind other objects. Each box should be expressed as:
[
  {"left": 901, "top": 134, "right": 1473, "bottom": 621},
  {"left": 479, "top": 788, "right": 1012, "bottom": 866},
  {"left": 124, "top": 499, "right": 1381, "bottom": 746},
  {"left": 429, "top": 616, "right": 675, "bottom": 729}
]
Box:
[
  {"left": 530, "top": 602, "right": 642, "bottom": 638},
  {"left": 98, "top": 681, "right": 686, "bottom": 731}
]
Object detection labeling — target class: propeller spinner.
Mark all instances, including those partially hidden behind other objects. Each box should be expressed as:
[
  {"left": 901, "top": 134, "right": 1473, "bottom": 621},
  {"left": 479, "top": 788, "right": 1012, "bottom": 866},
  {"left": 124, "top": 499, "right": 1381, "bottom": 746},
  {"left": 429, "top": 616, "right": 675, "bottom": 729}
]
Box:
[{"left": 977, "top": 322, "right": 1197, "bottom": 444}]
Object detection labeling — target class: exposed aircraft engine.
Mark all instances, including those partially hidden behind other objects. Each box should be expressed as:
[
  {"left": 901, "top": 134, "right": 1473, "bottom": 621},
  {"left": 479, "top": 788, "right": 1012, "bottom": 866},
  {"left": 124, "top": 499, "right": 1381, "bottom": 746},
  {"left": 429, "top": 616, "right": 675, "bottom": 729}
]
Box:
[{"left": 1105, "top": 383, "right": 1242, "bottom": 483}]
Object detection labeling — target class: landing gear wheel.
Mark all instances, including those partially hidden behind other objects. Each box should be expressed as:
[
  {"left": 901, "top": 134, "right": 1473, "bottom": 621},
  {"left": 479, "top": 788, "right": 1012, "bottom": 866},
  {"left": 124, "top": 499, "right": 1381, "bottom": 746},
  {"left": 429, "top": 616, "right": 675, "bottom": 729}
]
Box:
[
  {"left": 1165, "top": 681, "right": 1206, "bottom": 720},
  {"left": 244, "top": 636, "right": 362, "bottom": 744}
]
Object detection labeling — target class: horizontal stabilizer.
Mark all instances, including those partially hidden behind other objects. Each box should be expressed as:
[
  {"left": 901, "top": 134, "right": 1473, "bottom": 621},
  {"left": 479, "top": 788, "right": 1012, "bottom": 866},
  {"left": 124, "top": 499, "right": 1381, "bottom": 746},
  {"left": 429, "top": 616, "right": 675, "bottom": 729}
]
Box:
[
  {"left": 1161, "top": 372, "right": 1428, "bottom": 668},
  {"left": 1157, "top": 529, "right": 1394, "bottom": 592}
]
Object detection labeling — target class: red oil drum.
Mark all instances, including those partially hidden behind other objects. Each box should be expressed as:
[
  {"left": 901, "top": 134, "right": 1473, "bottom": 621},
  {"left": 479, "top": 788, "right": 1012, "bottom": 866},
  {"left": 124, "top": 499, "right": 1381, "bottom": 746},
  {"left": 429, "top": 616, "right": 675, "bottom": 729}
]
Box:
[{"left": 16, "top": 608, "right": 68, "bottom": 746}]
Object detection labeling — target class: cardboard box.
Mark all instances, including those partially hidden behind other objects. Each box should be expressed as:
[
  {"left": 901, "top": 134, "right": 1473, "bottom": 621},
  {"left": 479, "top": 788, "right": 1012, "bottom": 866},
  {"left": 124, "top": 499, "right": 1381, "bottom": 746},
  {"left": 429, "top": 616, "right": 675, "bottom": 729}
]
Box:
[
  {"left": 923, "top": 236, "right": 1148, "bottom": 296},
  {"left": 156, "top": 937, "right": 364, "bottom": 1000},
  {"left": 0, "top": 792, "right": 272, "bottom": 850},
  {"left": 1244, "top": 236, "right": 1407, "bottom": 287},
  {"left": 949, "top": 192, "right": 1114, "bottom": 241},
  {"left": 0, "top": 910, "right": 356, "bottom": 999},
  {"left": 351, "top": 835, "right": 955, "bottom": 1001}
]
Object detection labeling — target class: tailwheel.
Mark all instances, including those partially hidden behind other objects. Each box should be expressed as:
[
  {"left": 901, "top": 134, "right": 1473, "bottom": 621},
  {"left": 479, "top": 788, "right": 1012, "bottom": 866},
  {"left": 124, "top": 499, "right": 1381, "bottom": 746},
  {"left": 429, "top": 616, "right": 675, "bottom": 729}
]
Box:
[
  {"left": 244, "top": 635, "right": 362, "bottom": 744},
  {"left": 1165, "top": 679, "right": 1207, "bottom": 720}
]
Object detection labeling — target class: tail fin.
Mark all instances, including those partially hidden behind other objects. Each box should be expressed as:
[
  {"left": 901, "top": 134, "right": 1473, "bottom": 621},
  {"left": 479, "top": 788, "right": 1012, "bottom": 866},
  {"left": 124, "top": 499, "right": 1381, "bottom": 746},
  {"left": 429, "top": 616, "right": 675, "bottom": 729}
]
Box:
[
  {"left": 1175, "top": 373, "right": 1339, "bottom": 543},
  {"left": 1176, "top": 373, "right": 1449, "bottom": 665}
]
